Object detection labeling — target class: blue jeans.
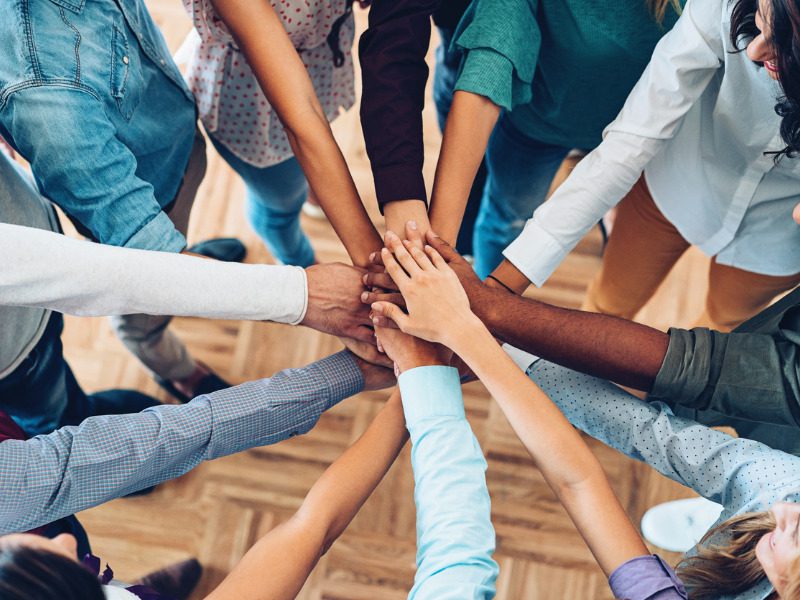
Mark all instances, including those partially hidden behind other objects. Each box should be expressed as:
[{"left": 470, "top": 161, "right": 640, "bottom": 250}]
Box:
[
  {"left": 473, "top": 115, "right": 571, "bottom": 278},
  {"left": 0, "top": 313, "right": 159, "bottom": 436},
  {"left": 211, "top": 137, "right": 315, "bottom": 267}
]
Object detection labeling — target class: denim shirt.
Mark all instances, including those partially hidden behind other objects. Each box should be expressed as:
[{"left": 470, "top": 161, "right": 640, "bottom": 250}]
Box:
[{"left": 0, "top": 0, "right": 196, "bottom": 252}]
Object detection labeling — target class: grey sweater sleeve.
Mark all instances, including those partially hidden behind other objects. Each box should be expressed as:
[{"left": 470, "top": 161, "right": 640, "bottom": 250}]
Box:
[
  {"left": 0, "top": 224, "right": 308, "bottom": 324},
  {"left": 650, "top": 326, "right": 800, "bottom": 428}
]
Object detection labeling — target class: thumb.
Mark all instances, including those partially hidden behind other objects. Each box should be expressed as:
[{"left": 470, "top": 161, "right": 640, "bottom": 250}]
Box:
[
  {"left": 425, "top": 229, "right": 461, "bottom": 263},
  {"left": 371, "top": 301, "right": 410, "bottom": 331}
]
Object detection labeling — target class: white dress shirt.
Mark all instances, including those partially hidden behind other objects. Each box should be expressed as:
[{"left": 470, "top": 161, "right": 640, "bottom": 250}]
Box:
[
  {"left": 503, "top": 0, "right": 800, "bottom": 286},
  {"left": 0, "top": 224, "right": 308, "bottom": 326}
]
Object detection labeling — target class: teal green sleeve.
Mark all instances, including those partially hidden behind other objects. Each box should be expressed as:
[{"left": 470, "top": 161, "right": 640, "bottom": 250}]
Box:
[{"left": 453, "top": 0, "right": 541, "bottom": 110}]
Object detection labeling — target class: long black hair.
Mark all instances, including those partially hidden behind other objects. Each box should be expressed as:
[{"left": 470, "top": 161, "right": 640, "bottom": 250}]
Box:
[
  {"left": 731, "top": 0, "right": 800, "bottom": 157},
  {"left": 0, "top": 546, "right": 104, "bottom": 600}
]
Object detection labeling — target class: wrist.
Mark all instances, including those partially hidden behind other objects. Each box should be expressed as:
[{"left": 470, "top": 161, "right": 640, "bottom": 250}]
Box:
[{"left": 443, "top": 314, "right": 490, "bottom": 356}]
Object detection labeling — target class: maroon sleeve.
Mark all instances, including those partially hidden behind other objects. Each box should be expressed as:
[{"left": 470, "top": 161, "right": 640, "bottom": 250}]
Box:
[{"left": 358, "top": 0, "right": 442, "bottom": 211}]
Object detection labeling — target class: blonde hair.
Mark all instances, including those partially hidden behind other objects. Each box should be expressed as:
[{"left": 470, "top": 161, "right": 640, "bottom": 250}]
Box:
[
  {"left": 677, "top": 512, "right": 800, "bottom": 599},
  {"left": 647, "top": 0, "right": 682, "bottom": 23}
]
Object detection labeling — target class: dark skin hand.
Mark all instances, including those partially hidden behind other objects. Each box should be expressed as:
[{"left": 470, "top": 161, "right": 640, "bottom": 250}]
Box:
[{"left": 362, "top": 229, "right": 670, "bottom": 393}]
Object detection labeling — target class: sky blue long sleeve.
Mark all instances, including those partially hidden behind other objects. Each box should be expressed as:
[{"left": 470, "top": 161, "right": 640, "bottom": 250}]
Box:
[{"left": 398, "top": 366, "right": 498, "bottom": 599}]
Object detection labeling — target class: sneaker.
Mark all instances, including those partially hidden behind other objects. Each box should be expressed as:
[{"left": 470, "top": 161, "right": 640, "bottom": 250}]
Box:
[
  {"left": 186, "top": 238, "right": 246, "bottom": 263},
  {"left": 641, "top": 497, "right": 723, "bottom": 552}
]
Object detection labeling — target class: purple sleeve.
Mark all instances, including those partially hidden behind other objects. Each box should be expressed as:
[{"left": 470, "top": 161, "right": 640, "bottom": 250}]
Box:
[
  {"left": 358, "top": 0, "right": 440, "bottom": 210},
  {"left": 608, "top": 555, "right": 688, "bottom": 600}
]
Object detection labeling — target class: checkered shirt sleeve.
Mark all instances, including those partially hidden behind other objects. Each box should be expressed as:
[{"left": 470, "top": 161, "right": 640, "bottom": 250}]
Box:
[{"left": 0, "top": 351, "right": 363, "bottom": 534}]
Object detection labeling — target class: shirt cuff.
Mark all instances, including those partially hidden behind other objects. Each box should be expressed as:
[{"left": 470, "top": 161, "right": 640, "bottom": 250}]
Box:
[
  {"left": 398, "top": 366, "right": 463, "bottom": 426},
  {"left": 502, "top": 217, "right": 568, "bottom": 287},
  {"left": 123, "top": 210, "right": 187, "bottom": 253},
  {"left": 649, "top": 328, "right": 709, "bottom": 404},
  {"left": 455, "top": 49, "right": 518, "bottom": 111},
  {"left": 502, "top": 344, "right": 540, "bottom": 373},
  {"left": 289, "top": 266, "right": 309, "bottom": 325},
  {"left": 608, "top": 555, "right": 688, "bottom": 600},
  {"left": 373, "top": 164, "right": 428, "bottom": 212}
]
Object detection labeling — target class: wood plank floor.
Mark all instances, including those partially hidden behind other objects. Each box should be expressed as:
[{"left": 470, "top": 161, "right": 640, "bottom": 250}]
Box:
[{"left": 62, "top": 3, "right": 714, "bottom": 598}]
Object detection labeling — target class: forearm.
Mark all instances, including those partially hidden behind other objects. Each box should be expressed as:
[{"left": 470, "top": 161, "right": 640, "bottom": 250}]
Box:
[
  {"left": 453, "top": 328, "right": 647, "bottom": 575},
  {"left": 284, "top": 111, "right": 383, "bottom": 265},
  {"left": 473, "top": 284, "right": 668, "bottom": 391},
  {"left": 429, "top": 91, "right": 500, "bottom": 245},
  {"left": 212, "top": 0, "right": 381, "bottom": 266},
  {"left": 295, "top": 391, "right": 408, "bottom": 547},
  {"left": 0, "top": 352, "right": 363, "bottom": 534},
  {"left": 208, "top": 391, "right": 407, "bottom": 600},
  {"left": 0, "top": 224, "right": 308, "bottom": 324}
]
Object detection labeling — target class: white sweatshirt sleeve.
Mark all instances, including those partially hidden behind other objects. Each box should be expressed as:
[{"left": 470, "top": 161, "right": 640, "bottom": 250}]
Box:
[{"left": 0, "top": 224, "right": 308, "bottom": 324}]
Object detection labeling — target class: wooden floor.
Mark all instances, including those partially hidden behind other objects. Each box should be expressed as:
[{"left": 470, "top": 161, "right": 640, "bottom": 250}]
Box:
[{"left": 64, "top": 3, "right": 714, "bottom": 598}]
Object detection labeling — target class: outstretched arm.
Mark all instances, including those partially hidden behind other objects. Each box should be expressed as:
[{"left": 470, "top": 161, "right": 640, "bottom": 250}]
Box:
[
  {"left": 207, "top": 390, "right": 408, "bottom": 600},
  {"left": 210, "top": 0, "right": 382, "bottom": 265},
  {"left": 371, "top": 234, "right": 649, "bottom": 577}
]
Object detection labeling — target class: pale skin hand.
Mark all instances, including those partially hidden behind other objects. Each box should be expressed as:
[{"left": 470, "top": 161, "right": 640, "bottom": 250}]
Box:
[
  {"left": 428, "top": 91, "right": 501, "bottom": 244},
  {"left": 209, "top": 0, "right": 382, "bottom": 267},
  {"left": 372, "top": 237, "right": 652, "bottom": 577},
  {"left": 364, "top": 231, "right": 668, "bottom": 392}
]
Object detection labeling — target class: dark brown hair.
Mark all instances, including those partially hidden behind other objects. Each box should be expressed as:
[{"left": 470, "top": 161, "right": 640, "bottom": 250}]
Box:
[
  {"left": 0, "top": 546, "right": 104, "bottom": 600},
  {"left": 731, "top": 0, "right": 800, "bottom": 157}
]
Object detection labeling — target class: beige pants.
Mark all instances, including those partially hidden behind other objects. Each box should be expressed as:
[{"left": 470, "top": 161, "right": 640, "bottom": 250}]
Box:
[
  {"left": 583, "top": 177, "right": 800, "bottom": 332},
  {"left": 108, "top": 130, "right": 208, "bottom": 380}
]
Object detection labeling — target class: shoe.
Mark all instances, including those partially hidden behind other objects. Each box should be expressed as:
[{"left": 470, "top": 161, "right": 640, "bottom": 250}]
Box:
[
  {"left": 186, "top": 237, "right": 246, "bottom": 263},
  {"left": 641, "top": 497, "right": 724, "bottom": 552},
  {"left": 132, "top": 558, "right": 202, "bottom": 600},
  {"left": 155, "top": 371, "right": 231, "bottom": 404},
  {"left": 301, "top": 201, "right": 328, "bottom": 220}
]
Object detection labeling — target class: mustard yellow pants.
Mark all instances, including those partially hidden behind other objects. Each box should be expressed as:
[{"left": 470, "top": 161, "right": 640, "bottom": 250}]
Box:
[{"left": 582, "top": 177, "right": 800, "bottom": 331}]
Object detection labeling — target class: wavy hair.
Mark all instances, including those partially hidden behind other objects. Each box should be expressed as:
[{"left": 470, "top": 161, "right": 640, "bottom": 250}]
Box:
[
  {"left": 677, "top": 511, "right": 800, "bottom": 599},
  {"left": 731, "top": 0, "right": 800, "bottom": 157}
]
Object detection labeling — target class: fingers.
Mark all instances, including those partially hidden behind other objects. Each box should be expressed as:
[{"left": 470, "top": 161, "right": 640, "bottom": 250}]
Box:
[
  {"left": 363, "top": 272, "right": 399, "bottom": 292},
  {"left": 381, "top": 245, "right": 412, "bottom": 289},
  {"left": 368, "top": 250, "right": 384, "bottom": 268},
  {"left": 424, "top": 244, "right": 448, "bottom": 270},
  {"left": 424, "top": 229, "right": 462, "bottom": 264},
  {"left": 385, "top": 231, "right": 422, "bottom": 277},
  {"left": 351, "top": 324, "right": 377, "bottom": 344},
  {"left": 371, "top": 301, "right": 410, "bottom": 331},
  {"left": 370, "top": 314, "right": 399, "bottom": 329},
  {"left": 361, "top": 291, "right": 406, "bottom": 307},
  {"left": 404, "top": 220, "right": 424, "bottom": 249},
  {"left": 403, "top": 240, "right": 436, "bottom": 272}
]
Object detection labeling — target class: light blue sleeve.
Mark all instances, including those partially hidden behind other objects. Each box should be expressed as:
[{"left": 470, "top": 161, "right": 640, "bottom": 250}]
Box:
[
  {"left": 0, "top": 352, "right": 363, "bottom": 534},
  {"left": 528, "top": 360, "right": 800, "bottom": 518},
  {"left": 398, "top": 366, "right": 498, "bottom": 600}
]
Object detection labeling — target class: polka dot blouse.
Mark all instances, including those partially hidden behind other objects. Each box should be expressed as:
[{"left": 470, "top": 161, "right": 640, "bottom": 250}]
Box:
[
  {"left": 181, "top": 0, "right": 355, "bottom": 167},
  {"left": 523, "top": 358, "right": 800, "bottom": 600}
]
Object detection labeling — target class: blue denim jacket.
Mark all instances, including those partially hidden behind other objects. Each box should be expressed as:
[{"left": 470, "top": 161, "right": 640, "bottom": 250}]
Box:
[{"left": 0, "top": 0, "right": 196, "bottom": 251}]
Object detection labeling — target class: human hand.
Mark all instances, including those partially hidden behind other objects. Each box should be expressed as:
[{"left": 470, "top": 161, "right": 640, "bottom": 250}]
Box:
[
  {"left": 351, "top": 354, "right": 396, "bottom": 390},
  {"left": 302, "top": 263, "right": 374, "bottom": 343},
  {"left": 372, "top": 324, "right": 444, "bottom": 375},
  {"left": 339, "top": 336, "right": 393, "bottom": 369},
  {"left": 370, "top": 230, "right": 485, "bottom": 349}
]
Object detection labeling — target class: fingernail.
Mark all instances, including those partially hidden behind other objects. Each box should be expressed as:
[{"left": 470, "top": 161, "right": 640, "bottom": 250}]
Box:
[
  {"left": 409, "top": 220, "right": 417, "bottom": 230},
  {"left": 381, "top": 247, "right": 390, "bottom": 254},
  {"left": 362, "top": 274, "right": 369, "bottom": 284},
  {"left": 369, "top": 252, "right": 376, "bottom": 262},
  {"left": 385, "top": 231, "right": 397, "bottom": 240},
  {"left": 429, "top": 230, "right": 440, "bottom": 238},
  {"left": 361, "top": 292, "right": 369, "bottom": 302}
]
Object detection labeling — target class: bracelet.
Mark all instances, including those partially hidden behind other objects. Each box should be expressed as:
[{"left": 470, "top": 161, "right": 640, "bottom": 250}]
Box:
[{"left": 486, "top": 274, "right": 515, "bottom": 295}]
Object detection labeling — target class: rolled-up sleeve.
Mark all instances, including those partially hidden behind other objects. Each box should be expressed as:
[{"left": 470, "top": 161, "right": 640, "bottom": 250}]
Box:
[
  {"left": 3, "top": 86, "right": 185, "bottom": 251},
  {"left": 453, "top": 0, "right": 540, "bottom": 111},
  {"left": 651, "top": 327, "right": 800, "bottom": 427}
]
